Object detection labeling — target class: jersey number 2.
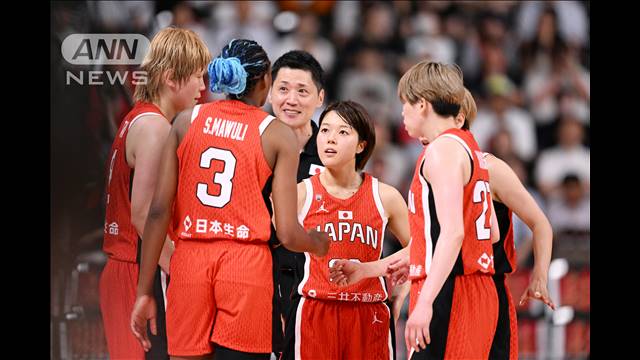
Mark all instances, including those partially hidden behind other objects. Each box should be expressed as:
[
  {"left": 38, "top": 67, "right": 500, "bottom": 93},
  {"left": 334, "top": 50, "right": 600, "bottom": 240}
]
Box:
[
  {"left": 473, "top": 180, "right": 492, "bottom": 240},
  {"left": 197, "top": 147, "right": 236, "bottom": 208}
]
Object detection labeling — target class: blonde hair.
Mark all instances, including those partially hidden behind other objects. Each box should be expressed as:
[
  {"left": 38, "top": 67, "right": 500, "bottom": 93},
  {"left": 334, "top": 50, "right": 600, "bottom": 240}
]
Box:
[
  {"left": 459, "top": 88, "right": 477, "bottom": 129},
  {"left": 397, "top": 61, "right": 465, "bottom": 117},
  {"left": 134, "top": 27, "right": 211, "bottom": 103}
]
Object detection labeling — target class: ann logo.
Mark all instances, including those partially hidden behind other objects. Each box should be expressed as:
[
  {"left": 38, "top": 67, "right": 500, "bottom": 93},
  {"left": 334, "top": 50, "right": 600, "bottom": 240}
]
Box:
[{"left": 62, "top": 34, "right": 150, "bottom": 65}]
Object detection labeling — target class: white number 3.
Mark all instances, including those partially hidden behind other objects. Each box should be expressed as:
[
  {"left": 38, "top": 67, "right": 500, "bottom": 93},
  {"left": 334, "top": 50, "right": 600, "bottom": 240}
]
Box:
[{"left": 197, "top": 147, "right": 237, "bottom": 208}]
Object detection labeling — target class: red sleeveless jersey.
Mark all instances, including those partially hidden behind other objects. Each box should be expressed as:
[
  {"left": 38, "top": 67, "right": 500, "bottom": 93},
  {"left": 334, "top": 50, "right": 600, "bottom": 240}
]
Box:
[
  {"left": 172, "top": 100, "right": 274, "bottom": 243},
  {"left": 297, "top": 173, "right": 389, "bottom": 302},
  {"left": 102, "top": 102, "right": 165, "bottom": 262},
  {"left": 408, "top": 128, "right": 495, "bottom": 279}
]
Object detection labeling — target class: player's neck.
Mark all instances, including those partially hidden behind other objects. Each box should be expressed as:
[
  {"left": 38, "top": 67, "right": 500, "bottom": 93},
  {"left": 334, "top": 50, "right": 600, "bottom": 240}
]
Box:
[
  {"left": 291, "top": 121, "right": 313, "bottom": 152},
  {"left": 426, "top": 117, "right": 459, "bottom": 142},
  {"left": 155, "top": 97, "right": 177, "bottom": 124},
  {"left": 320, "top": 166, "right": 362, "bottom": 191},
  {"left": 235, "top": 92, "right": 264, "bottom": 108}
]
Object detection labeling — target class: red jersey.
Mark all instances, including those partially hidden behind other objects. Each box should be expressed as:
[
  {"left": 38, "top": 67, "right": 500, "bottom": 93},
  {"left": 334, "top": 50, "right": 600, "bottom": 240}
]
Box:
[
  {"left": 408, "top": 128, "right": 495, "bottom": 280},
  {"left": 172, "top": 100, "right": 274, "bottom": 243},
  {"left": 103, "top": 102, "right": 165, "bottom": 262},
  {"left": 297, "top": 173, "right": 389, "bottom": 302}
]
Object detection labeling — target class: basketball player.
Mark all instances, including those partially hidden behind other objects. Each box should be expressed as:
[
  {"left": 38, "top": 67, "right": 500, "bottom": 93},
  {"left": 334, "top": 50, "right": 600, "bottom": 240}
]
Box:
[
  {"left": 284, "top": 100, "right": 411, "bottom": 360},
  {"left": 461, "top": 89, "right": 556, "bottom": 360},
  {"left": 334, "top": 88, "right": 556, "bottom": 359},
  {"left": 100, "top": 27, "right": 210, "bottom": 360},
  {"left": 399, "top": 61, "right": 500, "bottom": 359},
  {"left": 130, "top": 39, "right": 329, "bottom": 360}
]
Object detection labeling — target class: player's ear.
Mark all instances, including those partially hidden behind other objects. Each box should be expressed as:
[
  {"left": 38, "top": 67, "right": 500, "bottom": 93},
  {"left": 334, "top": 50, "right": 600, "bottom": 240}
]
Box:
[{"left": 164, "top": 69, "right": 176, "bottom": 90}]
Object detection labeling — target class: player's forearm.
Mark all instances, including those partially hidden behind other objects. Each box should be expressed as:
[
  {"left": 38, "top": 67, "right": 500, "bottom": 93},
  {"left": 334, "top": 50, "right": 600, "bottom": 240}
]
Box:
[
  {"left": 418, "top": 233, "right": 463, "bottom": 305},
  {"left": 277, "top": 224, "right": 316, "bottom": 253},
  {"left": 360, "top": 247, "right": 409, "bottom": 278},
  {"left": 137, "top": 207, "right": 171, "bottom": 296},
  {"left": 531, "top": 222, "right": 553, "bottom": 280}
]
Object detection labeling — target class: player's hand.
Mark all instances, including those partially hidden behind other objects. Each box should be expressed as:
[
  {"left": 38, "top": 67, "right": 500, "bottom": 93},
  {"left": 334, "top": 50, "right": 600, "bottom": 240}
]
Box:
[
  {"left": 404, "top": 299, "right": 432, "bottom": 354},
  {"left": 519, "top": 274, "right": 555, "bottom": 310},
  {"left": 386, "top": 257, "right": 409, "bottom": 286},
  {"left": 329, "top": 259, "right": 365, "bottom": 286},
  {"left": 308, "top": 229, "right": 330, "bottom": 257},
  {"left": 130, "top": 294, "right": 157, "bottom": 352}
]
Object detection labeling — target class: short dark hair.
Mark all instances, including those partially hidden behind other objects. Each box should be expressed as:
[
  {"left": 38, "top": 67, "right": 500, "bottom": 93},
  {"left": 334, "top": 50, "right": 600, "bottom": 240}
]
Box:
[
  {"left": 271, "top": 50, "right": 324, "bottom": 91},
  {"left": 319, "top": 101, "right": 376, "bottom": 171}
]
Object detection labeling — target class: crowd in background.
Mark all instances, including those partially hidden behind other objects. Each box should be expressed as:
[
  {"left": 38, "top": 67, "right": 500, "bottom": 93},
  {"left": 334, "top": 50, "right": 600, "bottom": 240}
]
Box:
[{"left": 51, "top": 2, "right": 589, "bottom": 359}]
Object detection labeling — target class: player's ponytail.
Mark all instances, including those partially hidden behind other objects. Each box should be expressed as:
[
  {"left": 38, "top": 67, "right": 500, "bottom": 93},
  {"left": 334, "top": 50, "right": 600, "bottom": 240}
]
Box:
[{"left": 208, "top": 39, "right": 270, "bottom": 99}]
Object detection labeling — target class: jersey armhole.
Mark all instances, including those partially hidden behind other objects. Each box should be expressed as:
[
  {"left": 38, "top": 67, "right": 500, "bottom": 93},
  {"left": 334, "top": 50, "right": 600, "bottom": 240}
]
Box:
[
  {"left": 259, "top": 115, "right": 276, "bottom": 135},
  {"left": 190, "top": 104, "right": 201, "bottom": 123},
  {"left": 439, "top": 134, "right": 474, "bottom": 185},
  {"left": 298, "top": 178, "right": 314, "bottom": 225}
]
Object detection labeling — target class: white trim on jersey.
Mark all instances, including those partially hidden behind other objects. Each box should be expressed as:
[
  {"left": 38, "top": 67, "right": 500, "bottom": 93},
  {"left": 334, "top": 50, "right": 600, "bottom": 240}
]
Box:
[
  {"left": 297, "top": 252, "right": 311, "bottom": 298},
  {"left": 160, "top": 269, "right": 168, "bottom": 311},
  {"left": 298, "top": 178, "right": 314, "bottom": 225},
  {"left": 294, "top": 297, "right": 306, "bottom": 360},
  {"left": 190, "top": 104, "right": 201, "bottom": 123},
  {"left": 440, "top": 133, "right": 472, "bottom": 158},
  {"left": 127, "top": 112, "right": 161, "bottom": 132},
  {"left": 383, "top": 302, "right": 394, "bottom": 360},
  {"left": 259, "top": 115, "right": 275, "bottom": 135},
  {"left": 418, "top": 161, "right": 433, "bottom": 275},
  {"left": 372, "top": 177, "right": 390, "bottom": 301}
]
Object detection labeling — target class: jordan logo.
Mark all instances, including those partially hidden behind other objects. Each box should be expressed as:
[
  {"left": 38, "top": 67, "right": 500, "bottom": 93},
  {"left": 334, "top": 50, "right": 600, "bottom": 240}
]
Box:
[
  {"left": 372, "top": 312, "right": 383, "bottom": 324},
  {"left": 316, "top": 201, "right": 329, "bottom": 213}
]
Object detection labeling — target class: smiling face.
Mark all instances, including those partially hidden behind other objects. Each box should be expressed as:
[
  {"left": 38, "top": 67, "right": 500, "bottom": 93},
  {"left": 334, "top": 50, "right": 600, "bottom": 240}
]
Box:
[
  {"left": 269, "top": 67, "right": 324, "bottom": 129},
  {"left": 317, "top": 111, "right": 365, "bottom": 170}
]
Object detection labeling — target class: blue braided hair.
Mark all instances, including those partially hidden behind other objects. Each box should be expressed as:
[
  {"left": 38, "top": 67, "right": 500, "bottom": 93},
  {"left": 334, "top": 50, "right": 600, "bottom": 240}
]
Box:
[{"left": 208, "top": 39, "right": 271, "bottom": 99}]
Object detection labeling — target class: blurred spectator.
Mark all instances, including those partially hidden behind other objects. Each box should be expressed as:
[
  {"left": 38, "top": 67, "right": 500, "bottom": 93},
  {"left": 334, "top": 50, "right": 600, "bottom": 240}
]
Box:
[
  {"left": 487, "top": 129, "right": 515, "bottom": 161},
  {"left": 212, "top": 1, "right": 279, "bottom": 59},
  {"left": 364, "top": 122, "right": 411, "bottom": 191},
  {"left": 277, "top": 0, "right": 335, "bottom": 16},
  {"left": 274, "top": 12, "right": 336, "bottom": 73},
  {"left": 516, "top": 1, "right": 588, "bottom": 50},
  {"left": 342, "top": 2, "right": 404, "bottom": 65},
  {"left": 331, "top": 0, "right": 360, "bottom": 48},
  {"left": 524, "top": 39, "right": 590, "bottom": 149},
  {"left": 86, "top": 0, "right": 154, "bottom": 33},
  {"left": 405, "top": 10, "right": 456, "bottom": 64},
  {"left": 472, "top": 74, "right": 537, "bottom": 162},
  {"left": 546, "top": 174, "right": 590, "bottom": 233},
  {"left": 338, "top": 47, "right": 401, "bottom": 126},
  {"left": 534, "top": 117, "right": 590, "bottom": 198},
  {"left": 169, "top": 2, "right": 217, "bottom": 55}
]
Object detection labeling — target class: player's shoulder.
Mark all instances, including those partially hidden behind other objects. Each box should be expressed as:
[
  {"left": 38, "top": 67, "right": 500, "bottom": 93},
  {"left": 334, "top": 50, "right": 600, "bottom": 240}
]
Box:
[{"left": 375, "top": 179, "right": 405, "bottom": 210}]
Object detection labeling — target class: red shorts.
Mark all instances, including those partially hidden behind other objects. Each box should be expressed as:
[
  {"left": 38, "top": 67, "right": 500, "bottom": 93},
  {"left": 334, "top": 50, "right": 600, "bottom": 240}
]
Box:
[
  {"left": 166, "top": 240, "right": 273, "bottom": 356},
  {"left": 99, "top": 258, "right": 144, "bottom": 360},
  {"left": 409, "top": 273, "right": 498, "bottom": 359},
  {"left": 292, "top": 298, "right": 393, "bottom": 360}
]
